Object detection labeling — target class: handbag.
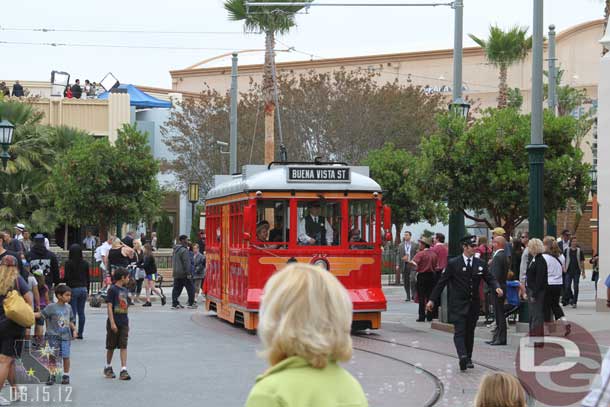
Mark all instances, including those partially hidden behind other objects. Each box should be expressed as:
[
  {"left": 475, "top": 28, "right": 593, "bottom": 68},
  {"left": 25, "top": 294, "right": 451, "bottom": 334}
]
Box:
[
  {"left": 135, "top": 268, "right": 146, "bottom": 280},
  {"left": 3, "top": 278, "right": 35, "bottom": 328}
]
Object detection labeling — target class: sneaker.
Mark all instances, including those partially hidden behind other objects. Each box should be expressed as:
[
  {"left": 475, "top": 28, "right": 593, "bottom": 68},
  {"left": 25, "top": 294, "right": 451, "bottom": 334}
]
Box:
[
  {"left": 0, "top": 395, "right": 10, "bottom": 406},
  {"left": 572, "top": 304, "right": 577, "bottom": 309},
  {"left": 171, "top": 305, "right": 180, "bottom": 310},
  {"left": 61, "top": 375, "right": 70, "bottom": 385},
  {"left": 46, "top": 375, "right": 56, "bottom": 386},
  {"left": 161, "top": 295, "right": 167, "bottom": 306},
  {"left": 178, "top": 304, "right": 185, "bottom": 309},
  {"left": 119, "top": 370, "right": 131, "bottom": 380},
  {"left": 187, "top": 304, "right": 197, "bottom": 309},
  {"left": 104, "top": 366, "right": 116, "bottom": 379},
  {"left": 142, "top": 302, "right": 152, "bottom": 307}
]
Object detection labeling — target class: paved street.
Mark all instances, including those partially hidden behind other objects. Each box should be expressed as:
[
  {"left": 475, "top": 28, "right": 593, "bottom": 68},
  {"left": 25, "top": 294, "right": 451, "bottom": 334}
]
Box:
[{"left": 3, "top": 280, "right": 606, "bottom": 407}]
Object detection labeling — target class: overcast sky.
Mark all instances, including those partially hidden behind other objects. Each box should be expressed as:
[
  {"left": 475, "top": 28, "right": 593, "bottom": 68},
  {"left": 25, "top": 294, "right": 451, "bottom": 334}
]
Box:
[{"left": 0, "top": 0, "right": 604, "bottom": 88}]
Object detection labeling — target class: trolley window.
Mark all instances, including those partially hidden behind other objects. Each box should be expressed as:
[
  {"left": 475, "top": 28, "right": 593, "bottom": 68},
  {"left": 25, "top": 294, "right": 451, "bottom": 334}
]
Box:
[
  {"left": 206, "top": 205, "right": 222, "bottom": 248},
  {"left": 348, "top": 200, "right": 376, "bottom": 249},
  {"left": 297, "top": 200, "right": 342, "bottom": 246},
  {"left": 256, "top": 200, "right": 290, "bottom": 248}
]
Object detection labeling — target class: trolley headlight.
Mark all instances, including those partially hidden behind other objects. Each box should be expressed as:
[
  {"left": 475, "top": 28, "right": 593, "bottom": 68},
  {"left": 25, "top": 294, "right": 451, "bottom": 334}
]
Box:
[{"left": 313, "top": 259, "right": 328, "bottom": 270}]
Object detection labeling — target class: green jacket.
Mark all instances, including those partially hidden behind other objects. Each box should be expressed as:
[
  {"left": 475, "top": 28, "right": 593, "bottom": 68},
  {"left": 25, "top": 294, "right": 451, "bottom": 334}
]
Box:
[{"left": 245, "top": 356, "right": 368, "bottom": 407}]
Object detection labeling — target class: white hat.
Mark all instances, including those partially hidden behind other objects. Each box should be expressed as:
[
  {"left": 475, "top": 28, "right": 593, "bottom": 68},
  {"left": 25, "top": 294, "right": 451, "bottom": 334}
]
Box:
[{"left": 14, "top": 223, "right": 25, "bottom": 232}]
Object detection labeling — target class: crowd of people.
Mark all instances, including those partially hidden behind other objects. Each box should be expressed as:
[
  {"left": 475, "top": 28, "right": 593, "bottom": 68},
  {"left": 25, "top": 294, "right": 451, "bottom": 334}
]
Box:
[
  {"left": 1, "top": 219, "right": 609, "bottom": 406},
  {"left": 396, "top": 228, "right": 606, "bottom": 345},
  {"left": 0, "top": 81, "right": 25, "bottom": 97},
  {"left": 62, "top": 79, "right": 101, "bottom": 99},
  {"left": 0, "top": 224, "right": 177, "bottom": 405}
]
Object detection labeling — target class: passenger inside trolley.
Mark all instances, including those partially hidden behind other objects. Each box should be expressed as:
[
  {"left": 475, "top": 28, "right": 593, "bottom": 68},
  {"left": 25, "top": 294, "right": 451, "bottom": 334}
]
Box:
[
  {"left": 297, "top": 201, "right": 337, "bottom": 246},
  {"left": 256, "top": 221, "right": 270, "bottom": 242}
]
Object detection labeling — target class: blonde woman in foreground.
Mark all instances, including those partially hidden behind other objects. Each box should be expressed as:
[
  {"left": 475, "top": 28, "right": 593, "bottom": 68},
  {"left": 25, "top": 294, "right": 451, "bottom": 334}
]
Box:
[
  {"left": 245, "top": 263, "right": 367, "bottom": 407},
  {"left": 474, "top": 372, "right": 527, "bottom": 407}
]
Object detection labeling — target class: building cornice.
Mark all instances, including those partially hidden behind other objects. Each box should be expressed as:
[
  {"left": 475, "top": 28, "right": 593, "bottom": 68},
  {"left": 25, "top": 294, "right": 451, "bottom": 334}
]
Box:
[{"left": 171, "top": 19, "right": 605, "bottom": 80}]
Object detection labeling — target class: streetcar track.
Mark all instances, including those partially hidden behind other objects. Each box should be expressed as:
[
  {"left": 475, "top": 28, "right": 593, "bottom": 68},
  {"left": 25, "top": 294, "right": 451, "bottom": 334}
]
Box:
[
  {"left": 352, "top": 346, "right": 444, "bottom": 407},
  {"left": 354, "top": 333, "right": 501, "bottom": 372}
]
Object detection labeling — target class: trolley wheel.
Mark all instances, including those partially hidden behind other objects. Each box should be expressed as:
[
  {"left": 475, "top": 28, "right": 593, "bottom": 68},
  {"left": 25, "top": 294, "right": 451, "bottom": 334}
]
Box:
[{"left": 351, "top": 320, "right": 372, "bottom": 332}]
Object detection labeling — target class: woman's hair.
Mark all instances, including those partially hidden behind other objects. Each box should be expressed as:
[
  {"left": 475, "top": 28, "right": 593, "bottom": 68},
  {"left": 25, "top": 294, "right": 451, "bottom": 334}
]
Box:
[
  {"left": 258, "top": 264, "right": 353, "bottom": 369},
  {"left": 474, "top": 372, "right": 526, "bottom": 407},
  {"left": 478, "top": 236, "right": 488, "bottom": 245},
  {"left": 143, "top": 243, "right": 153, "bottom": 257},
  {"left": 111, "top": 237, "right": 123, "bottom": 249},
  {"left": 68, "top": 243, "right": 84, "bottom": 264},
  {"left": 512, "top": 238, "right": 523, "bottom": 253},
  {"left": 256, "top": 221, "right": 270, "bottom": 240},
  {"left": 528, "top": 238, "right": 544, "bottom": 256},
  {"left": 133, "top": 239, "right": 142, "bottom": 251},
  {"left": 0, "top": 264, "right": 18, "bottom": 296},
  {"left": 543, "top": 236, "right": 561, "bottom": 257}
]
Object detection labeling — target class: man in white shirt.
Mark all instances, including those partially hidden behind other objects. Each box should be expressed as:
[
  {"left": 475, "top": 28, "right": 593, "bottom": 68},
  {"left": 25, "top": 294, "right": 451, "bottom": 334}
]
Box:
[
  {"left": 14, "top": 223, "right": 25, "bottom": 241},
  {"left": 298, "top": 202, "right": 334, "bottom": 245},
  {"left": 95, "top": 235, "right": 114, "bottom": 284},
  {"left": 83, "top": 231, "right": 97, "bottom": 251}
]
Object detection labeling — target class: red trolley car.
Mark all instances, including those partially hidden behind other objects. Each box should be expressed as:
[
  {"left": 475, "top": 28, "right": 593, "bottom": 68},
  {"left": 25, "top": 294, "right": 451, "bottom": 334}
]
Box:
[{"left": 203, "top": 162, "right": 391, "bottom": 331}]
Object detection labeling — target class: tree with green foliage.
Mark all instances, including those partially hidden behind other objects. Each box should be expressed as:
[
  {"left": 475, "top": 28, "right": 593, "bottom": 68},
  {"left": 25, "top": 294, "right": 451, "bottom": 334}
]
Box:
[
  {"left": 51, "top": 124, "right": 161, "bottom": 238},
  {"left": 363, "top": 143, "right": 447, "bottom": 230},
  {"left": 224, "top": 0, "right": 313, "bottom": 163},
  {"left": 156, "top": 213, "right": 174, "bottom": 248},
  {"left": 469, "top": 26, "right": 532, "bottom": 108},
  {"left": 417, "top": 109, "right": 590, "bottom": 236},
  {"left": 0, "top": 100, "right": 88, "bottom": 232}
]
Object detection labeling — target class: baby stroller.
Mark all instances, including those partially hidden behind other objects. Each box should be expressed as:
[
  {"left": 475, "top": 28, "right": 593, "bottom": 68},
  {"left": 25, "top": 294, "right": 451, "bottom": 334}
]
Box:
[{"left": 89, "top": 286, "right": 108, "bottom": 308}]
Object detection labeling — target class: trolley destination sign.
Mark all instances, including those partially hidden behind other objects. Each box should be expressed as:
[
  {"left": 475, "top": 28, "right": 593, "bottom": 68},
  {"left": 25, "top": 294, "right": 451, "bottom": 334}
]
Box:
[{"left": 287, "top": 166, "right": 351, "bottom": 183}]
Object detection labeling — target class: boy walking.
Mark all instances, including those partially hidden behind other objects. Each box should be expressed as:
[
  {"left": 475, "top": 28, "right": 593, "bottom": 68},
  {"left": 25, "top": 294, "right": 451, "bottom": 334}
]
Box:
[
  {"left": 104, "top": 268, "right": 131, "bottom": 380},
  {"left": 35, "top": 285, "right": 78, "bottom": 385}
]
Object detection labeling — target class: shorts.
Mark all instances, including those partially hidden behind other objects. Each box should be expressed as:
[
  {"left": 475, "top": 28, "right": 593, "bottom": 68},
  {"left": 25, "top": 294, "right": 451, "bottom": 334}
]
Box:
[
  {"left": 0, "top": 337, "right": 22, "bottom": 358},
  {"left": 106, "top": 320, "right": 129, "bottom": 350},
  {"left": 145, "top": 273, "right": 157, "bottom": 281},
  {"left": 46, "top": 336, "right": 71, "bottom": 358},
  {"left": 36, "top": 317, "right": 45, "bottom": 327}
]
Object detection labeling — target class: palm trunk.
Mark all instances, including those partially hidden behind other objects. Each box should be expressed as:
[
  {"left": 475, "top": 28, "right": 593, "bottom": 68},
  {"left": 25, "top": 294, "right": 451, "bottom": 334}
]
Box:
[
  {"left": 263, "top": 30, "right": 276, "bottom": 164},
  {"left": 604, "top": 0, "right": 610, "bottom": 55},
  {"left": 497, "top": 65, "right": 508, "bottom": 109}
]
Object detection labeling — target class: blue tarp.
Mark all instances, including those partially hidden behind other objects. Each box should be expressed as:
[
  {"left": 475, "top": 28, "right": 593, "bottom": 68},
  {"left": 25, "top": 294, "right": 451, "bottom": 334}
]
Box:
[{"left": 98, "top": 84, "right": 172, "bottom": 109}]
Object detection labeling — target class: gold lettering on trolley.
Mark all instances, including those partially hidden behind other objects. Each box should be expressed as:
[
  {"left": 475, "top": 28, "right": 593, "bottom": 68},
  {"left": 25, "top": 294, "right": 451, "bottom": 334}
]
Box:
[{"left": 258, "top": 257, "right": 375, "bottom": 277}]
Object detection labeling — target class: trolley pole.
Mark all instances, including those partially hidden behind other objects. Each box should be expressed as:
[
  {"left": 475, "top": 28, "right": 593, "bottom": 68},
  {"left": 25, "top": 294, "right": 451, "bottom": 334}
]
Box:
[
  {"left": 230, "top": 52, "right": 238, "bottom": 175},
  {"left": 527, "top": 0, "right": 547, "bottom": 239},
  {"left": 546, "top": 24, "right": 557, "bottom": 237}
]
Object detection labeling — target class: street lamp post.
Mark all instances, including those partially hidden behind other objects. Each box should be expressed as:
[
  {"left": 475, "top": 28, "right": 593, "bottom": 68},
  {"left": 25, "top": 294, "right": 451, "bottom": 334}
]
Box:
[
  {"left": 188, "top": 182, "right": 200, "bottom": 238},
  {"left": 0, "top": 119, "right": 15, "bottom": 170},
  {"left": 527, "top": 0, "right": 547, "bottom": 239}
]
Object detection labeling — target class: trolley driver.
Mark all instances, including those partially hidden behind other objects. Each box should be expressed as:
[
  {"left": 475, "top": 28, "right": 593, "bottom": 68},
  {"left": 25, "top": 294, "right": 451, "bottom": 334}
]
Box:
[{"left": 298, "top": 202, "right": 334, "bottom": 245}]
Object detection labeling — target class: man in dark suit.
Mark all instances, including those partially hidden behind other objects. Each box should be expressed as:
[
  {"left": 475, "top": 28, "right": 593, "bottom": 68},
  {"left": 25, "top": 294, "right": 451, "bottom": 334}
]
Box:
[
  {"left": 396, "top": 231, "right": 418, "bottom": 301},
  {"left": 487, "top": 236, "right": 509, "bottom": 346},
  {"left": 427, "top": 235, "right": 503, "bottom": 371}
]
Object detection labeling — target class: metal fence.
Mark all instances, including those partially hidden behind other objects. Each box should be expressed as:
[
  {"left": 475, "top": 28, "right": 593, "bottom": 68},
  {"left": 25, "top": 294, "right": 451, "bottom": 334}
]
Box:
[{"left": 54, "top": 250, "right": 174, "bottom": 293}]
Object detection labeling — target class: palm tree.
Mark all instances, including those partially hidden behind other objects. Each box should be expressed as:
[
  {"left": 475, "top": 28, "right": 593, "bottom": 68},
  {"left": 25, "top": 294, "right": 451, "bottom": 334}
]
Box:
[
  {"left": 224, "top": 0, "right": 312, "bottom": 164},
  {"left": 469, "top": 26, "right": 532, "bottom": 108}
]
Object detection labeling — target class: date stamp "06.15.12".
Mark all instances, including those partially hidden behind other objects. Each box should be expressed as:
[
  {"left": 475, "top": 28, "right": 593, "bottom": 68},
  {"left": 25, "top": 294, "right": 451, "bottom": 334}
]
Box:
[{"left": 10, "top": 386, "right": 73, "bottom": 404}]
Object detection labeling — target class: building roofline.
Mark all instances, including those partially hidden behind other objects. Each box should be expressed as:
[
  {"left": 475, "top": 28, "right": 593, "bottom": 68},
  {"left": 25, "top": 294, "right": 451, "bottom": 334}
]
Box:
[{"left": 171, "top": 19, "right": 604, "bottom": 79}]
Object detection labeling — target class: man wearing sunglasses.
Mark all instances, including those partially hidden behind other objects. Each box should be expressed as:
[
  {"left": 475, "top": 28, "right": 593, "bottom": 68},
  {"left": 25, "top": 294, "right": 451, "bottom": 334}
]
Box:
[{"left": 427, "top": 235, "right": 503, "bottom": 372}]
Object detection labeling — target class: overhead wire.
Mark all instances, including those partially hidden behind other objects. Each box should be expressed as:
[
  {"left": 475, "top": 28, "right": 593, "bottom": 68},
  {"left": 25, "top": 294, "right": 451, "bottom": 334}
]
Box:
[
  {"left": 0, "top": 40, "right": 262, "bottom": 52},
  {"left": 0, "top": 26, "right": 253, "bottom": 35}
]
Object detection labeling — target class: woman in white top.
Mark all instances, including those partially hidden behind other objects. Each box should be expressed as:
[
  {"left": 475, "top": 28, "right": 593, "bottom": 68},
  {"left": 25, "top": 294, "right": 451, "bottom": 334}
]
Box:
[{"left": 542, "top": 236, "right": 569, "bottom": 332}]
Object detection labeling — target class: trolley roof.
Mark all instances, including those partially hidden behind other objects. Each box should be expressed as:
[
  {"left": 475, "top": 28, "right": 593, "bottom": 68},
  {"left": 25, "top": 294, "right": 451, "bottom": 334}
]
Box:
[{"left": 206, "top": 164, "right": 381, "bottom": 200}]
